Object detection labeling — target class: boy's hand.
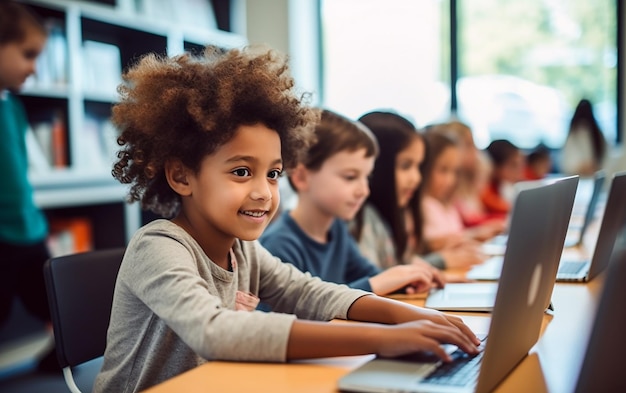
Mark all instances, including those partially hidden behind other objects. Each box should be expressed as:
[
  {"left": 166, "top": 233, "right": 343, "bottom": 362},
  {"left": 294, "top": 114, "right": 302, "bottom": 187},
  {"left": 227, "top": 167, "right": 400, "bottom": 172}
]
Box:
[
  {"left": 409, "top": 257, "right": 446, "bottom": 290},
  {"left": 440, "top": 245, "right": 488, "bottom": 268},
  {"left": 370, "top": 264, "right": 438, "bottom": 296}
]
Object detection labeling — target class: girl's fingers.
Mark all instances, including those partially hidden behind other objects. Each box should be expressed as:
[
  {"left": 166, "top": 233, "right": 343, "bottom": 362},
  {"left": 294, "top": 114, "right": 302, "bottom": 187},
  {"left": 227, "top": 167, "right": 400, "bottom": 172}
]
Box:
[
  {"left": 444, "top": 316, "right": 481, "bottom": 346},
  {"left": 416, "top": 322, "right": 479, "bottom": 356}
]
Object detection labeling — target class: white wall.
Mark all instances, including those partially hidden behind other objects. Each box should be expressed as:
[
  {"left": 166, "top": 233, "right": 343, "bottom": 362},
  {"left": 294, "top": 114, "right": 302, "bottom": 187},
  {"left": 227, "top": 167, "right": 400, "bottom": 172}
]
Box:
[
  {"left": 240, "top": 0, "right": 290, "bottom": 54},
  {"left": 239, "top": 0, "right": 321, "bottom": 103}
]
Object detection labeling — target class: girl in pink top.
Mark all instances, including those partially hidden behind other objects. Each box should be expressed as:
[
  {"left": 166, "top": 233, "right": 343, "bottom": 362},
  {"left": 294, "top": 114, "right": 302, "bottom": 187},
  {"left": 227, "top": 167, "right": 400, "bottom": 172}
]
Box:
[{"left": 421, "top": 129, "right": 504, "bottom": 251}]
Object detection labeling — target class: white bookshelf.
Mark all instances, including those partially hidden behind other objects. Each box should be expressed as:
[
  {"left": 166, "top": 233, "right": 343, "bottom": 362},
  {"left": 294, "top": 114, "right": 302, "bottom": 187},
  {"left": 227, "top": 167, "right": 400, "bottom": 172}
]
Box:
[{"left": 18, "top": 0, "right": 247, "bottom": 247}]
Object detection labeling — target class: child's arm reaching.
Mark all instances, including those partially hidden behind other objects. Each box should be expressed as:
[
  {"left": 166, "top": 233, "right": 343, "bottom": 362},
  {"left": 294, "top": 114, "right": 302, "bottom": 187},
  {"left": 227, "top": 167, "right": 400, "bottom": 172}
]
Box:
[
  {"left": 368, "top": 264, "right": 443, "bottom": 295},
  {"left": 286, "top": 295, "right": 480, "bottom": 362}
]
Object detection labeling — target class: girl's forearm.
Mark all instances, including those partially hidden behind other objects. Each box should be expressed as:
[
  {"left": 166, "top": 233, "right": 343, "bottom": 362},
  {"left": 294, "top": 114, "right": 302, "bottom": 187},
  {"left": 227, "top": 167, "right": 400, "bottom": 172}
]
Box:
[
  {"left": 346, "top": 293, "right": 423, "bottom": 324},
  {"left": 285, "top": 296, "right": 480, "bottom": 360},
  {"left": 285, "top": 295, "right": 414, "bottom": 360},
  {"left": 286, "top": 319, "right": 383, "bottom": 359}
]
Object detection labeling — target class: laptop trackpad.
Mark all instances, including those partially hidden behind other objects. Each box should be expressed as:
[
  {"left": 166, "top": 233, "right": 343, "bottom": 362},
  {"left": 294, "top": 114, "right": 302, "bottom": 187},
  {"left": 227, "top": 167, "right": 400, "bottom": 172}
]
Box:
[{"left": 425, "top": 283, "right": 499, "bottom": 312}]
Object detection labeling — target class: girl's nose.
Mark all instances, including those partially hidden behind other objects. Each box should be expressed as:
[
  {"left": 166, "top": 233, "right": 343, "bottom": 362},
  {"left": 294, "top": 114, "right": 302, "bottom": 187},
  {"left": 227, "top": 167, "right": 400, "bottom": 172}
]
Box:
[{"left": 250, "top": 179, "right": 272, "bottom": 201}]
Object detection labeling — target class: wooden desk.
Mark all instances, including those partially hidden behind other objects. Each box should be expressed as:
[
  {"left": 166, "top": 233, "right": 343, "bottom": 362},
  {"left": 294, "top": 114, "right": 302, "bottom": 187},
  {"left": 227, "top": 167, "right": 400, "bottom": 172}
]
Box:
[{"left": 143, "top": 277, "right": 604, "bottom": 393}]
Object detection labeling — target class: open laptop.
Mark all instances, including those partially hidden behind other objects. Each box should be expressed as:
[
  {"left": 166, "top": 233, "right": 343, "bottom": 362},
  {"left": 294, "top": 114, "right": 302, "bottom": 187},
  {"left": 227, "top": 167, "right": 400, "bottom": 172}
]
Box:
[
  {"left": 468, "top": 171, "right": 625, "bottom": 282},
  {"left": 480, "top": 178, "right": 559, "bottom": 256},
  {"left": 571, "top": 245, "right": 626, "bottom": 392},
  {"left": 563, "top": 170, "right": 605, "bottom": 248},
  {"left": 425, "top": 176, "right": 578, "bottom": 312},
  {"left": 338, "top": 177, "right": 578, "bottom": 393},
  {"left": 482, "top": 171, "right": 604, "bottom": 255}
]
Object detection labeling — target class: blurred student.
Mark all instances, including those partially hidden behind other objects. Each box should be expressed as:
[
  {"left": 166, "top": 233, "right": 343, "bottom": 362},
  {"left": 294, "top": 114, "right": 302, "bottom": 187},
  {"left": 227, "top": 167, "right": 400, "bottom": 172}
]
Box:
[
  {"left": 481, "top": 139, "right": 524, "bottom": 218},
  {"left": 351, "top": 111, "right": 486, "bottom": 271},
  {"left": 560, "top": 98, "right": 607, "bottom": 176},
  {"left": 426, "top": 121, "right": 505, "bottom": 232},
  {"left": 260, "top": 109, "right": 443, "bottom": 296},
  {"left": 420, "top": 129, "right": 504, "bottom": 250},
  {"left": 94, "top": 47, "right": 479, "bottom": 392},
  {"left": 0, "top": 1, "right": 59, "bottom": 373},
  {"left": 524, "top": 144, "right": 552, "bottom": 180}
]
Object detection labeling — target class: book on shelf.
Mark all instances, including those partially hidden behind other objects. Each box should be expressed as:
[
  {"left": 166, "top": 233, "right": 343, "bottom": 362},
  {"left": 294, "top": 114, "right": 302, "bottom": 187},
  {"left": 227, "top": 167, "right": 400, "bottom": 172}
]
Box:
[
  {"left": 51, "top": 112, "right": 67, "bottom": 168},
  {"left": 26, "top": 124, "right": 51, "bottom": 173},
  {"left": 28, "top": 111, "right": 68, "bottom": 171},
  {"left": 81, "top": 40, "right": 122, "bottom": 97},
  {"left": 136, "top": 0, "right": 217, "bottom": 29},
  {"left": 79, "top": 115, "right": 120, "bottom": 170},
  {"left": 47, "top": 217, "right": 93, "bottom": 257},
  {"left": 26, "top": 19, "right": 68, "bottom": 89},
  {"left": 175, "top": 0, "right": 217, "bottom": 29}
]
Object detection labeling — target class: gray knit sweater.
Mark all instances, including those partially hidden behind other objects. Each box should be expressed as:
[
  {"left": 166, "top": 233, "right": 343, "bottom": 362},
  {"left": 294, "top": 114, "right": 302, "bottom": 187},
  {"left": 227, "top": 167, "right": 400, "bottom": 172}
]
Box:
[{"left": 93, "top": 219, "right": 368, "bottom": 393}]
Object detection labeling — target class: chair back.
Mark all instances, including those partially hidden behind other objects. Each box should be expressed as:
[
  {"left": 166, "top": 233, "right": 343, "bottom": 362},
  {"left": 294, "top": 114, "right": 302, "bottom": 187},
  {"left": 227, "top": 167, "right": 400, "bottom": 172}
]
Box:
[{"left": 44, "top": 247, "right": 125, "bottom": 368}]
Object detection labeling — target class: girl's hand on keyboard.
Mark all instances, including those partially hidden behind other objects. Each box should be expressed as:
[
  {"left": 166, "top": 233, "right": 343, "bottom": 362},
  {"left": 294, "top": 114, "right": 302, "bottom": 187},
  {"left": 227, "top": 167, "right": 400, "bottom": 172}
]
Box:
[
  {"left": 376, "top": 320, "right": 480, "bottom": 361},
  {"left": 390, "top": 306, "right": 482, "bottom": 349}
]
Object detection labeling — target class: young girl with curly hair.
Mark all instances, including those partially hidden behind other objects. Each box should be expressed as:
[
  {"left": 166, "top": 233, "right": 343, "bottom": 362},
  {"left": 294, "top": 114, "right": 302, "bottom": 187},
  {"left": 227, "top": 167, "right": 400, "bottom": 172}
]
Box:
[{"left": 93, "top": 46, "right": 479, "bottom": 392}]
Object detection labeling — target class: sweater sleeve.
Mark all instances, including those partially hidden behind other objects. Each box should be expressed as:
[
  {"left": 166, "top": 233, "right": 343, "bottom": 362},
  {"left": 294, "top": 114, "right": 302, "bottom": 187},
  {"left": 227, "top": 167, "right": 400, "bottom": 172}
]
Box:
[{"left": 120, "top": 234, "right": 299, "bottom": 362}]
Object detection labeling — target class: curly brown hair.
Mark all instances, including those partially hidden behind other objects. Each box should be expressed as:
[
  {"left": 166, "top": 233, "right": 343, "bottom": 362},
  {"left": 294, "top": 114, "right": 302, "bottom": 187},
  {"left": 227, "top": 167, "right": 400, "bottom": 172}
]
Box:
[{"left": 112, "top": 45, "right": 319, "bottom": 217}]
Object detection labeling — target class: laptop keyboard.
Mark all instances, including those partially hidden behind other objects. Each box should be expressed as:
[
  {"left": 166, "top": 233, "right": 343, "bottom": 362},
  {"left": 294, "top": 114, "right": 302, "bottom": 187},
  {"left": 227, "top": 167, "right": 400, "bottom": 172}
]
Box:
[
  {"left": 421, "top": 335, "right": 488, "bottom": 387},
  {"left": 558, "top": 261, "right": 587, "bottom": 275}
]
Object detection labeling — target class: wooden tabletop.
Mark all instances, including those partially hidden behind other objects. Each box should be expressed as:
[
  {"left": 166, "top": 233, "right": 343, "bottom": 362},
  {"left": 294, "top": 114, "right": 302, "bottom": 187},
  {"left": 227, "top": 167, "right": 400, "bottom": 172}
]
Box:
[{"left": 143, "top": 275, "right": 604, "bottom": 393}]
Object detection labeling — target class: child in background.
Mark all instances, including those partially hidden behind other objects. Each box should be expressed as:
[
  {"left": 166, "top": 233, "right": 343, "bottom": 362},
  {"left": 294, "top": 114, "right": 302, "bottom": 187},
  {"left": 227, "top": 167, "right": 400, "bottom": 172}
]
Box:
[
  {"left": 94, "top": 47, "right": 478, "bottom": 392},
  {"left": 421, "top": 130, "right": 465, "bottom": 248},
  {"left": 524, "top": 144, "right": 552, "bottom": 180},
  {"left": 0, "top": 1, "right": 59, "bottom": 373},
  {"left": 420, "top": 126, "right": 504, "bottom": 250},
  {"left": 426, "top": 120, "right": 503, "bottom": 229},
  {"left": 422, "top": 128, "right": 501, "bottom": 250},
  {"left": 260, "top": 109, "right": 444, "bottom": 297},
  {"left": 560, "top": 98, "right": 607, "bottom": 176},
  {"left": 481, "top": 139, "right": 525, "bottom": 218},
  {"left": 351, "top": 111, "right": 486, "bottom": 271}
]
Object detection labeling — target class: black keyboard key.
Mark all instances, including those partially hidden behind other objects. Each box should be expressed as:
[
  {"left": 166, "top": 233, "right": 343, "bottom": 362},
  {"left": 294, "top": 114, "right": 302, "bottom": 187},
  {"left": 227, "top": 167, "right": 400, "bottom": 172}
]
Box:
[{"left": 421, "top": 335, "right": 488, "bottom": 387}]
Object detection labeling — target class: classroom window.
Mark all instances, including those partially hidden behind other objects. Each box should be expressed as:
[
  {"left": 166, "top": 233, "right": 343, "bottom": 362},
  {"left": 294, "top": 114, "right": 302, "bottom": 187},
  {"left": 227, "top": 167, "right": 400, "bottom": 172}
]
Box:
[
  {"left": 458, "top": 0, "right": 617, "bottom": 149},
  {"left": 320, "top": 0, "right": 618, "bottom": 149},
  {"left": 320, "top": 0, "right": 450, "bottom": 128}
]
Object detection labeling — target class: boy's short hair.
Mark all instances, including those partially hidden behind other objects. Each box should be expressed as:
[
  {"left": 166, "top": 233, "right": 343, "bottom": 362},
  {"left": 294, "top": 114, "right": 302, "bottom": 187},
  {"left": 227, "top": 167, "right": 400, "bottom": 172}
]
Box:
[
  {"left": 527, "top": 144, "right": 551, "bottom": 165},
  {"left": 112, "top": 45, "right": 319, "bottom": 217},
  {"left": 0, "top": 1, "right": 46, "bottom": 45},
  {"left": 288, "top": 109, "right": 378, "bottom": 191},
  {"left": 485, "top": 139, "right": 519, "bottom": 168}
]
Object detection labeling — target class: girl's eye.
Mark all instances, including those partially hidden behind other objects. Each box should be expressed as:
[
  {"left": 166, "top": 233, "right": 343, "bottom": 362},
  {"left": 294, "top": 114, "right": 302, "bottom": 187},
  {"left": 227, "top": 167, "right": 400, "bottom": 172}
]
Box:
[
  {"left": 268, "top": 169, "right": 282, "bottom": 180},
  {"left": 233, "top": 168, "right": 251, "bottom": 177},
  {"left": 399, "top": 161, "right": 413, "bottom": 170}
]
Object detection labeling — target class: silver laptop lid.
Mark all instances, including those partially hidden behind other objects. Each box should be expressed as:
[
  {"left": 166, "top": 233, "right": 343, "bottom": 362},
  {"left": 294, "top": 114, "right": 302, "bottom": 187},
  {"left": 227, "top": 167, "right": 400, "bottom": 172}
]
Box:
[
  {"left": 586, "top": 171, "right": 626, "bottom": 281},
  {"left": 574, "top": 245, "right": 626, "bottom": 392},
  {"left": 475, "top": 175, "right": 579, "bottom": 393}
]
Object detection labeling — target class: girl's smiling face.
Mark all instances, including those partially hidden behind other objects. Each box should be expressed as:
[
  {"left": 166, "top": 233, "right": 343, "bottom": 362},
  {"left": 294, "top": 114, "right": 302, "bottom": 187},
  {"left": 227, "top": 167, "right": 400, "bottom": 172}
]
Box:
[
  {"left": 395, "top": 137, "right": 424, "bottom": 208},
  {"left": 174, "top": 123, "right": 283, "bottom": 251}
]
